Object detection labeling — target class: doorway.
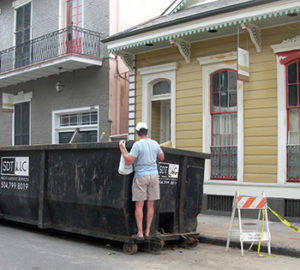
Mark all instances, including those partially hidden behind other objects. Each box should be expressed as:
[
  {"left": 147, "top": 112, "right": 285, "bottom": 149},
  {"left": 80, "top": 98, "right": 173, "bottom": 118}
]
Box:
[
  {"left": 151, "top": 80, "right": 171, "bottom": 144},
  {"left": 15, "top": 2, "right": 31, "bottom": 68}
]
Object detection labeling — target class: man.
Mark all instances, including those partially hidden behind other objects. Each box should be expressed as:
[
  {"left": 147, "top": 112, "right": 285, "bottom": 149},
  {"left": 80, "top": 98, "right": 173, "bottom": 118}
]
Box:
[{"left": 119, "top": 122, "right": 164, "bottom": 240}]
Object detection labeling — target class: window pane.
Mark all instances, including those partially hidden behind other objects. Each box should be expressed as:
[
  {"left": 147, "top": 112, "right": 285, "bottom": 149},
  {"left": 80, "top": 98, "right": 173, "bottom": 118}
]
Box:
[
  {"left": 212, "top": 114, "right": 237, "bottom": 146},
  {"left": 59, "top": 132, "right": 73, "bottom": 143},
  {"left": 91, "top": 112, "right": 97, "bottom": 124},
  {"left": 288, "top": 109, "right": 300, "bottom": 145},
  {"left": 22, "top": 103, "right": 30, "bottom": 134},
  {"left": 298, "top": 61, "right": 300, "bottom": 83},
  {"left": 153, "top": 80, "right": 170, "bottom": 96},
  {"left": 229, "top": 91, "right": 237, "bottom": 108},
  {"left": 228, "top": 71, "right": 237, "bottom": 90},
  {"left": 60, "top": 115, "right": 69, "bottom": 126},
  {"left": 14, "top": 102, "right": 30, "bottom": 145},
  {"left": 220, "top": 71, "right": 228, "bottom": 91},
  {"left": 212, "top": 74, "right": 219, "bottom": 92},
  {"left": 82, "top": 113, "right": 90, "bottom": 124},
  {"left": 70, "top": 114, "right": 77, "bottom": 125},
  {"left": 212, "top": 93, "right": 219, "bottom": 112},
  {"left": 220, "top": 91, "right": 228, "bottom": 109},
  {"left": 24, "top": 3, "right": 31, "bottom": 27},
  {"left": 78, "top": 131, "right": 97, "bottom": 143},
  {"left": 288, "top": 85, "right": 297, "bottom": 106},
  {"left": 212, "top": 70, "right": 237, "bottom": 112},
  {"left": 288, "top": 62, "right": 297, "bottom": 83},
  {"left": 14, "top": 104, "right": 21, "bottom": 134}
]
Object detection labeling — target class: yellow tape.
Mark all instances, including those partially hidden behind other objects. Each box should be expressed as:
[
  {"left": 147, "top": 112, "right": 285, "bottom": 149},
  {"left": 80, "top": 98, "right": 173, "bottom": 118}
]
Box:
[
  {"left": 257, "top": 209, "right": 265, "bottom": 257},
  {"left": 257, "top": 209, "right": 275, "bottom": 257},
  {"left": 268, "top": 206, "right": 300, "bottom": 233}
]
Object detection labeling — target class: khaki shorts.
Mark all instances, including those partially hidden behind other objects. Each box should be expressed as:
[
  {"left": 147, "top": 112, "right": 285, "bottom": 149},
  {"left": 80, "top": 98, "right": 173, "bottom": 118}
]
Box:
[{"left": 132, "top": 174, "right": 160, "bottom": 202}]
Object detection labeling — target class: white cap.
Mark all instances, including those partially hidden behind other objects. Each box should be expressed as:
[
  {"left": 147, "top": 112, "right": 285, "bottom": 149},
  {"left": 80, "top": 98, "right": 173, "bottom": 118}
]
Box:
[{"left": 135, "top": 122, "right": 148, "bottom": 131}]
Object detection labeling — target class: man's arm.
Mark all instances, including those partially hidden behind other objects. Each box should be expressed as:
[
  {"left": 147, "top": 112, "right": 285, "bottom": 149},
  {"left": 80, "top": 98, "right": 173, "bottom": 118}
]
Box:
[
  {"left": 158, "top": 151, "right": 165, "bottom": 161},
  {"left": 119, "top": 141, "right": 136, "bottom": 165}
]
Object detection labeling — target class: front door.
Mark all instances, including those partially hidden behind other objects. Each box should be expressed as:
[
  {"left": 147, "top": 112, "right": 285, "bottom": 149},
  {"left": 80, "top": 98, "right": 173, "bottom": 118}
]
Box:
[
  {"left": 14, "top": 102, "right": 30, "bottom": 145},
  {"left": 15, "top": 2, "right": 31, "bottom": 68},
  {"left": 151, "top": 80, "right": 171, "bottom": 144},
  {"left": 160, "top": 100, "right": 171, "bottom": 143},
  {"left": 66, "top": 0, "right": 83, "bottom": 53}
]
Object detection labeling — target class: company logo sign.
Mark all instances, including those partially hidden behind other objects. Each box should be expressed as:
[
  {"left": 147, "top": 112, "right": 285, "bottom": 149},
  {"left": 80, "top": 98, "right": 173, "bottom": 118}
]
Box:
[{"left": 1, "top": 157, "right": 29, "bottom": 176}]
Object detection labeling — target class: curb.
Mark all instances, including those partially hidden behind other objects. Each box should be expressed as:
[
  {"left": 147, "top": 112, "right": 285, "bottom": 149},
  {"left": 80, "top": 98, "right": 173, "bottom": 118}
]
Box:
[{"left": 199, "top": 236, "right": 300, "bottom": 258}]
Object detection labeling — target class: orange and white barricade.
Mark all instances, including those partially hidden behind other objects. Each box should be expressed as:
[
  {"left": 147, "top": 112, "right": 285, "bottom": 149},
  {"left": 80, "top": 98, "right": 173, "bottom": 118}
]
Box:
[{"left": 226, "top": 191, "right": 271, "bottom": 256}]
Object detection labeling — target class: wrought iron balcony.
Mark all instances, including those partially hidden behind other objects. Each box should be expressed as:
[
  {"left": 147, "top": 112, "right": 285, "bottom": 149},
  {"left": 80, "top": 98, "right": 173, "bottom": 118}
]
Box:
[{"left": 0, "top": 26, "right": 102, "bottom": 87}]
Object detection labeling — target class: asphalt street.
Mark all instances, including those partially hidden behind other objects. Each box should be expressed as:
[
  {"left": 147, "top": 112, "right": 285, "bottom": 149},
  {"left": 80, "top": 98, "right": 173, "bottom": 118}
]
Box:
[{"left": 0, "top": 222, "right": 299, "bottom": 270}]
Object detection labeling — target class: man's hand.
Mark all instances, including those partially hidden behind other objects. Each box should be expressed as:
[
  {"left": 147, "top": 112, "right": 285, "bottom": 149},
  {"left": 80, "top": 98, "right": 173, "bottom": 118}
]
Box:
[
  {"left": 119, "top": 140, "right": 136, "bottom": 165},
  {"left": 119, "top": 140, "right": 126, "bottom": 150}
]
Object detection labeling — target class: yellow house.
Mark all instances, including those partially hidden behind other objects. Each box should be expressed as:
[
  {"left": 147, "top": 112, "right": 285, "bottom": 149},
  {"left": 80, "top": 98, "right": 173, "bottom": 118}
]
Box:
[{"left": 104, "top": 0, "right": 300, "bottom": 220}]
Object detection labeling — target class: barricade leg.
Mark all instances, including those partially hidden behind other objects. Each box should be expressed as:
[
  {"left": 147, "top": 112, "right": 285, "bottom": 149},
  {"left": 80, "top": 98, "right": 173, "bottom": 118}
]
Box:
[
  {"left": 237, "top": 207, "right": 244, "bottom": 255},
  {"left": 265, "top": 207, "right": 271, "bottom": 255},
  {"left": 226, "top": 202, "right": 236, "bottom": 251}
]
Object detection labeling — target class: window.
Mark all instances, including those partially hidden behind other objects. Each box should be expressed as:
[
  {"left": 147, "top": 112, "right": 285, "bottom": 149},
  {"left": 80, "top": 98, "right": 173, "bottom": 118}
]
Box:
[
  {"left": 287, "top": 60, "right": 300, "bottom": 181},
  {"left": 210, "top": 70, "right": 237, "bottom": 180},
  {"left": 15, "top": 2, "right": 31, "bottom": 68},
  {"left": 52, "top": 107, "right": 99, "bottom": 144},
  {"left": 153, "top": 80, "right": 171, "bottom": 96},
  {"left": 14, "top": 102, "right": 30, "bottom": 145}
]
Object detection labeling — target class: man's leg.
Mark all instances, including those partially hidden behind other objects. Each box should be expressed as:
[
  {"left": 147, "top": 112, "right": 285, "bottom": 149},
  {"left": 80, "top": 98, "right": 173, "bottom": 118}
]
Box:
[
  {"left": 145, "top": 200, "right": 154, "bottom": 237},
  {"left": 135, "top": 201, "right": 144, "bottom": 238}
]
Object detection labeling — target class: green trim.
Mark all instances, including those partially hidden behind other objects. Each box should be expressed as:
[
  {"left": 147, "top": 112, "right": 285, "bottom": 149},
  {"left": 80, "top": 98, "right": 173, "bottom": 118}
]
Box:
[
  {"left": 108, "top": 6, "right": 300, "bottom": 54},
  {"left": 170, "top": 0, "right": 187, "bottom": 15}
]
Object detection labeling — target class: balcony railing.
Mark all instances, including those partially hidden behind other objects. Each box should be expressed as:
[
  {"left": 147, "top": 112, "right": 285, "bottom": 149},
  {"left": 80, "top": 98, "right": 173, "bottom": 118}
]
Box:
[
  {"left": 287, "top": 145, "right": 300, "bottom": 182},
  {"left": 211, "top": 146, "right": 237, "bottom": 180},
  {"left": 0, "top": 26, "right": 101, "bottom": 74}
]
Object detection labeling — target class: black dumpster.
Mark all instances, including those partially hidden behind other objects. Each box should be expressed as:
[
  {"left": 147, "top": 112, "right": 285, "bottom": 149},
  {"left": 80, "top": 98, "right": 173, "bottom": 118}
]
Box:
[{"left": 0, "top": 142, "right": 209, "bottom": 254}]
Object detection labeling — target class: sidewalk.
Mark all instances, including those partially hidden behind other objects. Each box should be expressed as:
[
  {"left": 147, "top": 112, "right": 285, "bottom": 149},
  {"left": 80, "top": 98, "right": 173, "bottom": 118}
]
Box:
[{"left": 197, "top": 213, "right": 300, "bottom": 258}]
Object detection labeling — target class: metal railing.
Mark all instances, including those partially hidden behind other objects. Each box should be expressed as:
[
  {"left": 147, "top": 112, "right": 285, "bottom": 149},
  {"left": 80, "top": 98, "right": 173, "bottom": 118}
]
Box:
[
  {"left": 287, "top": 145, "right": 300, "bottom": 181},
  {"left": 211, "top": 146, "right": 237, "bottom": 180},
  {"left": 0, "top": 26, "right": 101, "bottom": 74}
]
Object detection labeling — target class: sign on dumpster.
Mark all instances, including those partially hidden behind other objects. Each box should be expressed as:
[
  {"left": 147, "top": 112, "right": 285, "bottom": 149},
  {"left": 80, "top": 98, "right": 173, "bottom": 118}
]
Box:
[
  {"left": 0, "top": 157, "right": 29, "bottom": 191},
  {"left": 159, "top": 162, "right": 179, "bottom": 185}
]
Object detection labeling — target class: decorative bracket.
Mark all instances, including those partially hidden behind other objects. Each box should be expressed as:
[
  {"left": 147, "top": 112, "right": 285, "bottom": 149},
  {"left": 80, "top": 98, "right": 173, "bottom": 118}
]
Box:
[
  {"left": 116, "top": 51, "right": 135, "bottom": 73},
  {"left": 241, "top": 22, "right": 261, "bottom": 53},
  {"left": 170, "top": 38, "right": 191, "bottom": 64}
]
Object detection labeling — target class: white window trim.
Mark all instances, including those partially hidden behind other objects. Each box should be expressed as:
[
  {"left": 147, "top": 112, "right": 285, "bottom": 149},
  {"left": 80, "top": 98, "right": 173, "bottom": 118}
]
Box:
[
  {"left": 58, "top": 0, "right": 66, "bottom": 29},
  {"left": 52, "top": 105, "right": 99, "bottom": 144},
  {"left": 138, "top": 62, "right": 177, "bottom": 147},
  {"left": 12, "top": 0, "right": 31, "bottom": 8},
  {"left": 271, "top": 35, "right": 300, "bottom": 185},
  {"left": 198, "top": 52, "right": 244, "bottom": 184},
  {"left": 11, "top": 91, "right": 32, "bottom": 146}
]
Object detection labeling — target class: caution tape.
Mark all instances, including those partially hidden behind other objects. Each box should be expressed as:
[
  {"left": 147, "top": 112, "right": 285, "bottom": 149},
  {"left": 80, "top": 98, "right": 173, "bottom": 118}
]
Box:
[
  {"left": 257, "top": 209, "right": 275, "bottom": 257},
  {"left": 268, "top": 206, "right": 300, "bottom": 233},
  {"left": 257, "top": 209, "right": 265, "bottom": 257},
  {"left": 257, "top": 206, "right": 300, "bottom": 257}
]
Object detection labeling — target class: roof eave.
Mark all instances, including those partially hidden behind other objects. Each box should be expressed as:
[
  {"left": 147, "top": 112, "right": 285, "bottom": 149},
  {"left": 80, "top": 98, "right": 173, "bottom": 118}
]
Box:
[{"left": 103, "top": 0, "right": 281, "bottom": 43}]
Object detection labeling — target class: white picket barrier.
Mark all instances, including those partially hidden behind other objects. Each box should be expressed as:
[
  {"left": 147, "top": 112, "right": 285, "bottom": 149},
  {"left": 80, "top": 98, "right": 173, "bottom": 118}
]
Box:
[{"left": 226, "top": 191, "right": 271, "bottom": 256}]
